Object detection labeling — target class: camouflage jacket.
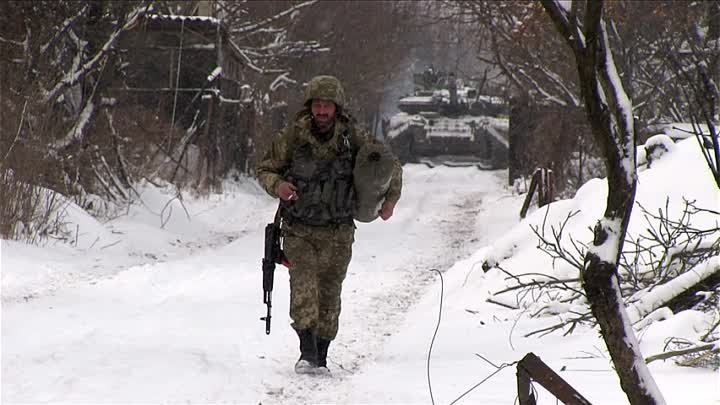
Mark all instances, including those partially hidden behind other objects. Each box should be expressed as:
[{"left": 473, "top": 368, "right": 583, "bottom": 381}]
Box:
[{"left": 256, "top": 111, "right": 403, "bottom": 211}]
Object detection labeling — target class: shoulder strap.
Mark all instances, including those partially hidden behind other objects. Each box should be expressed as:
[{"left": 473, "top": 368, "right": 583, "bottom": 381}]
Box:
[{"left": 337, "top": 112, "right": 360, "bottom": 155}]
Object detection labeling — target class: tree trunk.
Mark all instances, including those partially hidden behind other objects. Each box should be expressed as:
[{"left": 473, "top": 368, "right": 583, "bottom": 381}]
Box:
[{"left": 541, "top": 1, "right": 665, "bottom": 404}]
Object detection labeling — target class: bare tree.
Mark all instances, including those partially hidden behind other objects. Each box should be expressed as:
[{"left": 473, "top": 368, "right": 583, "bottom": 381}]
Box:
[
  {"left": 218, "top": 0, "right": 326, "bottom": 87},
  {"left": 540, "top": 1, "right": 664, "bottom": 404},
  {"left": 0, "top": 1, "right": 155, "bottom": 239},
  {"left": 446, "top": 2, "right": 717, "bottom": 195},
  {"left": 660, "top": 2, "right": 720, "bottom": 189},
  {"left": 283, "top": 1, "right": 423, "bottom": 132}
]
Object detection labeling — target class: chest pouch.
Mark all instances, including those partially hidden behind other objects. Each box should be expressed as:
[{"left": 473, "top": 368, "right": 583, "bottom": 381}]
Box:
[{"left": 285, "top": 141, "right": 356, "bottom": 226}]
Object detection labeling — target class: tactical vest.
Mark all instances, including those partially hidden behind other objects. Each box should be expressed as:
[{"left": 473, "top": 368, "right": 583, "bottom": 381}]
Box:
[{"left": 283, "top": 125, "right": 356, "bottom": 226}]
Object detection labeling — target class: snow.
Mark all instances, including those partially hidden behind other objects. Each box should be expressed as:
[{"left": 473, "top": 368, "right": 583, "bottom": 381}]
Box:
[
  {"left": 600, "top": 19, "right": 637, "bottom": 187},
  {"left": 659, "top": 122, "right": 712, "bottom": 140},
  {"left": 587, "top": 217, "right": 622, "bottom": 263},
  {"left": 52, "top": 99, "right": 95, "bottom": 150},
  {"left": 2, "top": 137, "right": 719, "bottom": 404},
  {"left": 639, "top": 134, "right": 676, "bottom": 168},
  {"left": 614, "top": 274, "right": 667, "bottom": 405},
  {"left": 558, "top": 1, "right": 573, "bottom": 12},
  {"left": 398, "top": 95, "right": 435, "bottom": 104},
  {"left": 386, "top": 112, "right": 415, "bottom": 138},
  {"left": 626, "top": 256, "right": 720, "bottom": 324},
  {"left": 147, "top": 14, "right": 220, "bottom": 25}
]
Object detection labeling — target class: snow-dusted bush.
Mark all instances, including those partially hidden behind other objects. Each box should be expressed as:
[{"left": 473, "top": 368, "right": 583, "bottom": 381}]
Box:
[
  {"left": 482, "top": 137, "right": 719, "bottom": 368},
  {"left": 0, "top": 170, "right": 72, "bottom": 245}
]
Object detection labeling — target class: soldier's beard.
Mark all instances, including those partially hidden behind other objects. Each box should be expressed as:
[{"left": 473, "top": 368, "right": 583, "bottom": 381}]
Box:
[{"left": 313, "top": 114, "right": 335, "bottom": 133}]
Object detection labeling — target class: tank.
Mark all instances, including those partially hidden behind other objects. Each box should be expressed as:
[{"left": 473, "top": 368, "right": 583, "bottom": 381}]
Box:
[{"left": 385, "top": 67, "right": 510, "bottom": 169}]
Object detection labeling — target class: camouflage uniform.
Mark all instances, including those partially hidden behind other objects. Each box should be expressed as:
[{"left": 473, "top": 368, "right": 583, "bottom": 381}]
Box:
[{"left": 256, "top": 76, "right": 402, "bottom": 343}]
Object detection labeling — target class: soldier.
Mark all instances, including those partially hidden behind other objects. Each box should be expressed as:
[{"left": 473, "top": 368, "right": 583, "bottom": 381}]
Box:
[{"left": 256, "top": 75, "right": 402, "bottom": 374}]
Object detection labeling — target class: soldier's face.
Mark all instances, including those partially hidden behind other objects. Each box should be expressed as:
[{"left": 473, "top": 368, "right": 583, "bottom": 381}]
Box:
[{"left": 311, "top": 99, "right": 336, "bottom": 132}]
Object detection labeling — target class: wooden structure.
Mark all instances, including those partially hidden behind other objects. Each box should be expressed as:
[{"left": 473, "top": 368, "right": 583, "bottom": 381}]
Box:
[
  {"left": 520, "top": 167, "right": 554, "bottom": 218},
  {"left": 113, "top": 12, "right": 255, "bottom": 188},
  {"left": 517, "top": 352, "right": 593, "bottom": 405},
  {"left": 508, "top": 95, "right": 593, "bottom": 194}
]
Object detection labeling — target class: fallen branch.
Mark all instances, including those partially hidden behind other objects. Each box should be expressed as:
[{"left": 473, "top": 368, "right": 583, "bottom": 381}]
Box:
[
  {"left": 626, "top": 256, "right": 720, "bottom": 324},
  {"left": 645, "top": 341, "right": 719, "bottom": 364},
  {"left": 524, "top": 312, "right": 592, "bottom": 338},
  {"left": 486, "top": 298, "right": 519, "bottom": 310},
  {"left": 493, "top": 277, "right": 580, "bottom": 296}
]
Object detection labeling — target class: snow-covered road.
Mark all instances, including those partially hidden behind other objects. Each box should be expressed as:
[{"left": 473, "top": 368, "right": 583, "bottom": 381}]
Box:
[
  {"left": 4, "top": 138, "right": 720, "bottom": 405},
  {"left": 2, "top": 165, "right": 513, "bottom": 404}
]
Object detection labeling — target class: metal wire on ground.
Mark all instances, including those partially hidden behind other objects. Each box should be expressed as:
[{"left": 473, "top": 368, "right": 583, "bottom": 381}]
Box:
[
  {"left": 426, "top": 268, "right": 519, "bottom": 405},
  {"left": 448, "top": 359, "right": 518, "bottom": 405},
  {"left": 427, "top": 268, "right": 443, "bottom": 405}
]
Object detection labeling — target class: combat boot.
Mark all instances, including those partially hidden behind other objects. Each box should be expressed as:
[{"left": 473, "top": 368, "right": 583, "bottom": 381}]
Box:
[
  {"left": 294, "top": 328, "right": 318, "bottom": 374},
  {"left": 316, "top": 337, "right": 331, "bottom": 374}
]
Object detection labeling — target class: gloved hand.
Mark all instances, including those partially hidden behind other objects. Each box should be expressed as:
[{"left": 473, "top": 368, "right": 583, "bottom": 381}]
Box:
[
  {"left": 379, "top": 200, "right": 395, "bottom": 221},
  {"left": 276, "top": 181, "right": 299, "bottom": 201}
]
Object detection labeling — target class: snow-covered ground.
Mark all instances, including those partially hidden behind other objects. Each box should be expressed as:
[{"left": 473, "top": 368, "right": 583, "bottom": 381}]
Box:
[{"left": 2, "top": 137, "right": 719, "bottom": 404}]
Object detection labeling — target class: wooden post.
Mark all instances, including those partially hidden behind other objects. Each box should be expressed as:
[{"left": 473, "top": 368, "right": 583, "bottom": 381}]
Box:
[
  {"left": 517, "top": 367, "right": 537, "bottom": 405},
  {"left": 546, "top": 169, "right": 554, "bottom": 206},
  {"left": 517, "top": 353, "right": 593, "bottom": 405},
  {"left": 200, "top": 93, "right": 214, "bottom": 190},
  {"left": 537, "top": 168, "right": 545, "bottom": 208},
  {"left": 520, "top": 168, "right": 541, "bottom": 218},
  {"left": 538, "top": 168, "right": 554, "bottom": 207},
  {"left": 211, "top": 98, "right": 221, "bottom": 190}
]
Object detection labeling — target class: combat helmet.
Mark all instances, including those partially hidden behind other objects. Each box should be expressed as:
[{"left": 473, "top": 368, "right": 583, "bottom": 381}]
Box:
[{"left": 304, "top": 75, "right": 346, "bottom": 108}]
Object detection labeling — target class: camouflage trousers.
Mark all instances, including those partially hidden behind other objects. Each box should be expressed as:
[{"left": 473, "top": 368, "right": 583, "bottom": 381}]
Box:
[{"left": 282, "top": 222, "right": 354, "bottom": 340}]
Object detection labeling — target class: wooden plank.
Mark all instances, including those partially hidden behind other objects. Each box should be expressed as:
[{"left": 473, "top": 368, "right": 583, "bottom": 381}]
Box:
[
  {"left": 520, "top": 169, "right": 540, "bottom": 218},
  {"left": 517, "top": 352, "right": 593, "bottom": 405},
  {"left": 517, "top": 368, "right": 537, "bottom": 405},
  {"left": 546, "top": 169, "right": 554, "bottom": 206},
  {"left": 537, "top": 168, "right": 545, "bottom": 208}
]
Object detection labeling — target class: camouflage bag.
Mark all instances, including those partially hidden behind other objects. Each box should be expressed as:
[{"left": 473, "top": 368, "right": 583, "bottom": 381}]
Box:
[{"left": 353, "top": 143, "right": 395, "bottom": 222}]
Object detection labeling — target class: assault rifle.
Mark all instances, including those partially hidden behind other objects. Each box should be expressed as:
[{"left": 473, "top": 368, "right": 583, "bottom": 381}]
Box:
[{"left": 261, "top": 206, "right": 289, "bottom": 335}]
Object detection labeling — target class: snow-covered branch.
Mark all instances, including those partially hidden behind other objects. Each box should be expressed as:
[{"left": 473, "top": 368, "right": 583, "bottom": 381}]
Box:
[
  {"left": 0, "top": 35, "right": 24, "bottom": 47},
  {"left": 596, "top": 20, "right": 636, "bottom": 186},
  {"left": 627, "top": 256, "right": 720, "bottom": 324},
  {"left": 40, "top": 4, "right": 88, "bottom": 56},
  {"left": 42, "top": 4, "right": 150, "bottom": 104},
  {"left": 230, "top": 1, "right": 317, "bottom": 36},
  {"left": 269, "top": 73, "right": 297, "bottom": 92},
  {"left": 515, "top": 66, "right": 569, "bottom": 106},
  {"left": 52, "top": 99, "right": 95, "bottom": 151},
  {"left": 540, "top": 0, "right": 586, "bottom": 53},
  {"left": 645, "top": 340, "right": 720, "bottom": 364}
]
